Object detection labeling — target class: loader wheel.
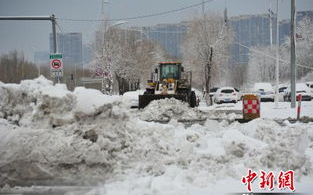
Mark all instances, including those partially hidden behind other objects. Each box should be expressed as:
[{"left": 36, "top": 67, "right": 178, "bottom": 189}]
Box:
[
  {"left": 144, "top": 89, "right": 154, "bottom": 95},
  {"left": 189, "top": 91, "right": 197, "bottom": 108}
]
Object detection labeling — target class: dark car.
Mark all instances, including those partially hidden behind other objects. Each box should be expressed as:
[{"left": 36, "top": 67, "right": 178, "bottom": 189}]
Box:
[{"left": 209, "top": 87, "right": 219, "bottom": 97}]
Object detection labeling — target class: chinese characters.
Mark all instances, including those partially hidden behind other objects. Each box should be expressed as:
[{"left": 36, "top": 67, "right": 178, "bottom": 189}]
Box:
[{"left": 241, "top": 169, "right": 295, "bottom": 192}]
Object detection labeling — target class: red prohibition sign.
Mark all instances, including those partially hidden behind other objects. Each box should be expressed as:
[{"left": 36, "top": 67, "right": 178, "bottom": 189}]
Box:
[{"left": 51, "top": 59, "right": 62, "bottom": 69}]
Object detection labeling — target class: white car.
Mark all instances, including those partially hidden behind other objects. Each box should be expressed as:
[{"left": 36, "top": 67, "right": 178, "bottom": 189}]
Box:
[
  {"left": 253, "top": 83, "right": 275, "bottom": 102},
  {"left": 213, "top": 87, "right": 238, "bottom": 104},
  {"left": 284, "top": 83, "right": 312, "bottom": 101},
  {"left": 306, "top": 82, "right": 313, "bottom": 99},
  {"left": 123, "top": 90, "right": 145, "bottom": 108}
]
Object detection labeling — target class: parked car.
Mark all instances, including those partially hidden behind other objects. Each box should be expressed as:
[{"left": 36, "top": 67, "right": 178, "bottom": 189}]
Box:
[
  {"left": 253, "top": 83, "right": 275, "bottom": 102},
  {"left": 284, "top": 83, "right": 312, "bottom": 101},
  {"left": 209, "top": 87, "right": 219, "bottom": 98},
  {"left": 279, "top": 86, "right": 287, "bottom": 93},
  {"left": 278, "top": 85, "right": 288, "bottom": 102},
  {"left": 306, "top": 81, "right": 313, "bottom": 99},
  {"left": 213, "top": 87, "right": 238, "bottom": 104},
  {"left": 234, "top": 88, "right": 243, "bottom": 101}
]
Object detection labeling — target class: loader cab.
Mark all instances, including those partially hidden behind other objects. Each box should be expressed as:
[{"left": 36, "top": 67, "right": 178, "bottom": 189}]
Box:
[{"left": 158, "top": 62, "right": 182, "bottom": 81}]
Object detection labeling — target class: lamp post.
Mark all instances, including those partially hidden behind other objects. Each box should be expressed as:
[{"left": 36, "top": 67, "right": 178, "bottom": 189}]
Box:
[{"left": 274, "top": 0, "right": 280, "bottom": 107}]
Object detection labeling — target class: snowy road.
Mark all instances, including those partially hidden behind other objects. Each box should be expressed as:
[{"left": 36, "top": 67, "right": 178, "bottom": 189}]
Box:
[
  {"left": 1, "top": 77, "right": 313, "bottom": 195},
  {"left": 199, "top": 100, "right": 313, "bottom": 120}
]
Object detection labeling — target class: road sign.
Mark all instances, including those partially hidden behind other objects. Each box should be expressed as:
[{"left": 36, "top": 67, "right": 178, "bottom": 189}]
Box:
[
  {"left": 95, "top": 67, "right": 104, "bottom": 77},
  {"left": 50, "top": 53, "right": 63, "bottom": 78}
]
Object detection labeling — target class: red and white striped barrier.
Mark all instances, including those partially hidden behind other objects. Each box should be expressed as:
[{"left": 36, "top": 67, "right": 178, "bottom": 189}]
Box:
[
  {"left": 243, "top": 99, "right": 260, "bottom": 114},
  {"left": 297, "top": 94, "right": 302, "bottom": 120},
  {"left": 242, "top": 94, "right": 260, "bottom": 120}
]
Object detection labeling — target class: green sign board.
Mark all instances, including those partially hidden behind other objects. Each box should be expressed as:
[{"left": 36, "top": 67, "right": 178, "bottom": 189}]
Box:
[
  {"left": 50, "top": 53, "right": 63, "bottom": 78},
  {"left": 49, "top": 53, "right": 62, "bottom": 59}
]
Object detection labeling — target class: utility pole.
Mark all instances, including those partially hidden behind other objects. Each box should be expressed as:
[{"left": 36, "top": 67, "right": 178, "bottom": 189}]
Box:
[
  {"left": 290, "top": 0, "right": 296, "bottom": 108},
  {"left": 0, "top": 15, "right": 59, "bottom": 82},
  {"left": 50, "top": 14, "right": 60, "bottom": 83},
  {"left": 268, "top": 7, "right": 274, "bottom": 48},
  {"left": 274, "top": 0, "right": 280, "bottom": 107},
  {"left": 0, "top": 15, "right": 58, "bottom": 54},
  {"left": 224, "top": 7, "right": 228, "bottom": 28},
  {"left": 202, "top": 0, "right": 205, "bottom": 18},
  {"left": 51, "top": 14, "right": 57, "bottom": 54}
]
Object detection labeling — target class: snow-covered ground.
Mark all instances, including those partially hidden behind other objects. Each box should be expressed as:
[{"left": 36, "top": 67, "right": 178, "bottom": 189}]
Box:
[
  {"left": 0, "top": 77, "right": 313, "bottom": 195},
  {"left": 199, "top": 100, "right": 313, "bottom": 119}
]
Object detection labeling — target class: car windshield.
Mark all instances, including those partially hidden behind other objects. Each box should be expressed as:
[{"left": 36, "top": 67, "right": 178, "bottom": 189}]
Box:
[
  {"left": 221, "top": 89, "right": 234, "bottom": 93},
  {"left": 210, "top": 88, "right": 219, "bottom": 92},
  {"left": 160, "top": 64, "right": 179, "bottom": 80},
  {"left": 279, "top": 87, "right": 287, "bottom": 93}
]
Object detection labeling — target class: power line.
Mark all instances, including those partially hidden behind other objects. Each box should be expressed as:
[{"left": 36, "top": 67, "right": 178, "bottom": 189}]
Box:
[
  {"left": 57, "top": 0, "right": 215, "bottom": 22},
  {"left": 235, "top": 41, "right": 313, "bottom": 70},
  {"left": 55, "top": 21, "right": 63, "bottom": 33},
  {"left": 141, "top": 30, "right": 186, "bottom": 34}
]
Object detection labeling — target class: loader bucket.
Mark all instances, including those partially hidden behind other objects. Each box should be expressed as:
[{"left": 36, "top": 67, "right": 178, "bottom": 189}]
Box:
[{"left": 138, "top": 94, "right": 187, "bottom": 109}]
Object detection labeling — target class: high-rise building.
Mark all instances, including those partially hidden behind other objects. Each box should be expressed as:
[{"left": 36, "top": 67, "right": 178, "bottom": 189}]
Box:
[
  {"left": 49, "top": 33, "right": 83, "bottom": 69},
  {"left": 141, "top": 22, "right": 187, "bottom": 58},
  {"left": 279, "top": 19, "right": 290, "bottom": 44},
  {"left": 82, "top": 44, "right": 92, "bottom": 65},
  {"left": 229, "top": 11, "right": 313, "bottom": 67},
  {"left": 229, "top": 14, "right": 277, "bottom": 66}
]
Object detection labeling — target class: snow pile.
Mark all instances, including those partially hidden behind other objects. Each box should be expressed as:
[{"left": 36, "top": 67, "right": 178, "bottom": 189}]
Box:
[
  {"left": 227, "top": 119, "right": 311, "bottom": 174},
  {"left": 0, "top": 77, "right": 133, "bottom": 186},
  {"left": 84, "top": 118, "right": 313, "bottom": 195},
  {"left": 1, "top": 109, "right": 313, "bottom": 192},
  {"left": 140, "top": 98, "right": 205, "bottom": 122},
  {"left": 122, "top": 90, "right": 144, "bottom": 101},
  {"left": 0, "top": 77, "right": 75, "bottom": 128},
  {"left": 0, "top": 77, "right": 313, "bottom": 193},
  {"left": 0, "top": 76, "right": 124, "bottom": 128},
  {"left": 0, "top": 117, "right": 131, "bottom": 186}
]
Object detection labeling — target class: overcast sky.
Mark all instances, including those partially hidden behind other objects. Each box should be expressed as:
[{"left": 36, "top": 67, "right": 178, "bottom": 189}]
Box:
[{"left": 0, "top": 0, "right": 312, "bottom": 61}]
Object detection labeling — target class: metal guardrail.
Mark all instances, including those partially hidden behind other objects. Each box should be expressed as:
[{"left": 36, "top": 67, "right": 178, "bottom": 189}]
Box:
[{"left": 78, "top": 77, "right": 103, "bottom": 84}]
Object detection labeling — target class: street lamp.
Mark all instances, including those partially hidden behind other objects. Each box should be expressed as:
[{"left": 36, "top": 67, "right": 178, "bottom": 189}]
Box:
[
  {"left": 275, "top": 0, "right": 280, "bottom": 107},
  {"left": 110, "top": 20, "right": 128, "bottom": 27}
]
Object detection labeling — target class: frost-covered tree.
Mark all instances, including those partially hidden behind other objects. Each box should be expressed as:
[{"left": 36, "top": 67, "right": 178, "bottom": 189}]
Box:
[
  {"left": 181, "top": 13, "right": 233, "bottom": 104},
  {"left": 92, "top": 19, "right": 168, "bottom": 94},
  {"left": 0, "top": 51, "right": 38, "bottom": 83},
  {"left": 246, "top": 46, "right": 276, "bottom": 84},
  {"left": 247, "top": 17, "right": 313, "bottom": 84},
  {"left": 277, "top": 17, "right": 313, "bottom": 81},
  {"left": 290, "top": 17, "right": 313, "bottom": 79}
]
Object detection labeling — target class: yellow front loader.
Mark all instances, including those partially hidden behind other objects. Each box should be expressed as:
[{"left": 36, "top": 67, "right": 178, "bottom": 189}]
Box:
[{"left": 139, "top": 62, "right": 197, "bottom": 109}]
